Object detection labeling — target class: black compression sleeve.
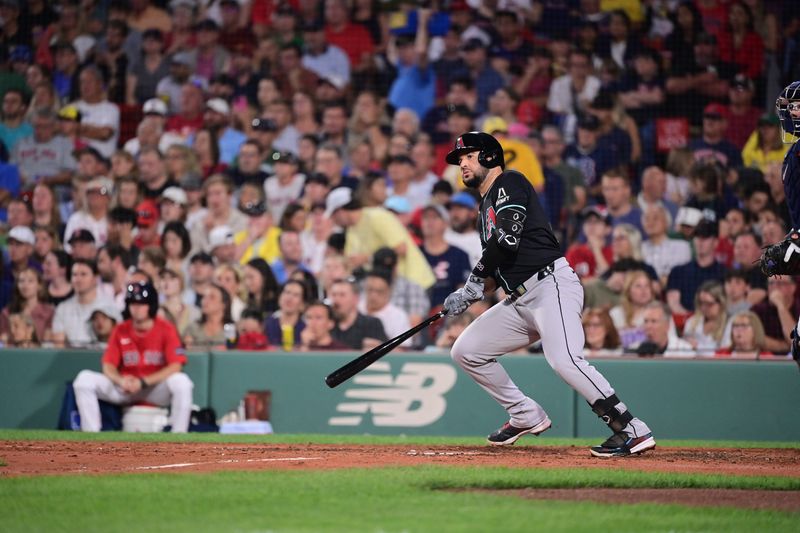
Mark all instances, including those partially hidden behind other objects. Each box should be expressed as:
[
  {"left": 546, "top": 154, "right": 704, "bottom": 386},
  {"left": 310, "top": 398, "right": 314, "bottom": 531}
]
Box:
[{"left": 472, "top": 237, "right": 515, "bottom": 279}]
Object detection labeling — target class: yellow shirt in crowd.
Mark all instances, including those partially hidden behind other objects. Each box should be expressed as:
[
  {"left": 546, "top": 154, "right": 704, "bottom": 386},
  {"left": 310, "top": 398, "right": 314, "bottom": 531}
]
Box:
[
  {"left": 235, "top": 227, "right": 283, "bottom": 265},
  {"left": 741, "top": 131, "right": 789, "bottom": 174},
  {"left": 345, "top": 207, "right": 436, "bottom": 290}
]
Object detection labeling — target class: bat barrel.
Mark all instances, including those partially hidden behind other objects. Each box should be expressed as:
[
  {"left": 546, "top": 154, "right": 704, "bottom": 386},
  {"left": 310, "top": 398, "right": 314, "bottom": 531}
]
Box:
[{"left": 324, "top": 310, "right": 446, "bottom": 388}]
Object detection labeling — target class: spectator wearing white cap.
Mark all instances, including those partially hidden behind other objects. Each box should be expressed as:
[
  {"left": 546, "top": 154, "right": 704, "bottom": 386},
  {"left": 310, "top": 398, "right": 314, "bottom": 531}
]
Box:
[
  {"left": 87, "top": 304, "right": 123, "bottom": 348},
  {"left": 197, "top": 97, "right": 246, "bottom": 165},
  {"left": 207, "top": 225, "right": 237, "bottom": 264},
  {"left": 123, "top": 99, "right": 183, "bottom": 156},
  {"left": 158, "top": 186, "right": 188, "bottom": 231},
  {"left": 63, "top": 177, "right": 113, "bottom": 252},
  {"left": 4, "top": 226, "right": 39, "bottom": 282}
]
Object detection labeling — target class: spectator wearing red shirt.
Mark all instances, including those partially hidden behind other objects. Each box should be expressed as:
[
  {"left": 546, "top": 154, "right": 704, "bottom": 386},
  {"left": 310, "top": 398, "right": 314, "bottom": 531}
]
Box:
[
  {"left": 166, "top": 82, "right": 206, "bottom": 139},
  {"left": 566, "top": 206, "right": 613, "bottom": 280},
  {"left": 324, "top": 0, "right": 374, "bottom": 71},
  {"left": 217, "top": 0, "right": 255, "bottom": 56},
  {"left": 717, "top": 1, "right": 764, "bottom": 80},
  {"left": 72, "top": 281, "right": 194, "bottom": 432},
  {"left": 725, "top": 74, "right": 760, "bottom": 149}
]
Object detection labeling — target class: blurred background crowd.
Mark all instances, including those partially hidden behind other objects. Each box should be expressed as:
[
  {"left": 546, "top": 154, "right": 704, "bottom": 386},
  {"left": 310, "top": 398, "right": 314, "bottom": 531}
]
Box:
[{"left": 0, "top": 0, "right": 798, "bottom": 360}]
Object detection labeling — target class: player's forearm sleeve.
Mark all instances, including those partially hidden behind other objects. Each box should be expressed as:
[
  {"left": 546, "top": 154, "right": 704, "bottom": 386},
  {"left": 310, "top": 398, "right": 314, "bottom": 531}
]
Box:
[{"left": 472, "top": 237, "right": 515, "bottom": 279}]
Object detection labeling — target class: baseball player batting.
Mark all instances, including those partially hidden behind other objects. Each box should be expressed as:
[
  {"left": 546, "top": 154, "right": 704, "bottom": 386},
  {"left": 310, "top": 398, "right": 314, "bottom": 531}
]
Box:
[
  {"left": 442, "top": 131, "right": 655, "bottom": 457},
  {"left": 760, "top": 81, "right": 800, "bottom": 370}
]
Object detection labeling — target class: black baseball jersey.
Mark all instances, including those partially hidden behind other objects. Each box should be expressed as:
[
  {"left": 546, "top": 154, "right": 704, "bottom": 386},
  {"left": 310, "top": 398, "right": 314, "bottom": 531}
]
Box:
[
  {"left": 783, "top": 139, "right": 800, "bottom": 228},
  {"left": 474, "top": 169, "right": 562, "bottom": 292}
]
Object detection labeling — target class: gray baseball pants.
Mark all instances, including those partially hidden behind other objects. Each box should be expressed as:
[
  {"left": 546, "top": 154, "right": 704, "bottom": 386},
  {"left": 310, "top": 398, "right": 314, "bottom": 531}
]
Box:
[{"left": 451, "top": 258, "right": 651, "bottom": 437}]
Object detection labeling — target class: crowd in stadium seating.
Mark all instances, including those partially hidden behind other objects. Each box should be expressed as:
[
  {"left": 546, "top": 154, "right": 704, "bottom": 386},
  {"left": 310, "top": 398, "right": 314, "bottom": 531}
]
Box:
[{"left": 0, "top": 0, "right": 798, "bottom": 360}]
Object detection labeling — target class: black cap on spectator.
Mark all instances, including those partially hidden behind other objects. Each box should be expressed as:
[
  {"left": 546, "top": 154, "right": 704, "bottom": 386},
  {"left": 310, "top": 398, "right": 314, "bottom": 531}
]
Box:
[
  {"left": 73, "top": 146, "right": 109, "bottom": 165},
  {"left": 252, "top": 117, "right": 278, "bottom": 132},
  {"left": 327, "top": 232, "right": 345, "bottom": 254},
  {"left": 271, "top": 151, "right": 299, "bottom": 165},
  {"left": 577, "top": 113, "right": 600, "bottom": 131},
  {"left": 373, "top": 247, "right": 398, "bottom": 271},
  {"left": 195, "top": 18, "right": 220, "bottom": 32},
  {"left": 69, "top": 229, "right": 96, "bottom": 244},
  {"left": 109, "top": 206, "right": 137, "bottom": 225},
  {"left": 241, "top": 200, "right": 267, "bottom": 217},
  {"left": 305, "top": 172, "right": 329, "bottom": 186},
  {"left": 190, "top": 251, "right": 214, "bottom": 264},
  {"left": 581, "top": 205, "right": 612, "bottom": 225},
  {"left": 693, "top": 219, "right": 718, "bottom": 238}
]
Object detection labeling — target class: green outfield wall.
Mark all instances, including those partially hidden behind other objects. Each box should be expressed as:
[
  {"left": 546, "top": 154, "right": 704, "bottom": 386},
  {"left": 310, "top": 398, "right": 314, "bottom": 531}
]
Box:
[{"left": 1, "top": 349, "right": 798, "bottom": 441}]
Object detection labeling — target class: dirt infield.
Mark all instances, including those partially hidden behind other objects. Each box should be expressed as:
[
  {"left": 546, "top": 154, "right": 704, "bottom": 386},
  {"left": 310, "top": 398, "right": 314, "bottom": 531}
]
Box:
[
  {"left": 4, "top": 440, "right": 799, "bottom": 511},
  {"left": 2, "top": 440, "right": 800, "bottom": 479}
]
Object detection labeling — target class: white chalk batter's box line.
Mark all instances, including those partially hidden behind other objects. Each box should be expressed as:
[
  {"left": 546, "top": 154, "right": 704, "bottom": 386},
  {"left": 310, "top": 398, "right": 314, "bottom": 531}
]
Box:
[{"left": 134, "top": 456, "right": 323, "bottom": 470}]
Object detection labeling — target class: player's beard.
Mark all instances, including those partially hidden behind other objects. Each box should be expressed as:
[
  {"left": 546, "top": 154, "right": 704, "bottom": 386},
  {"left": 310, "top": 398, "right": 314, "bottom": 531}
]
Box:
[{"left": 463, "top": 166, "right": 487, "bottom": 189}]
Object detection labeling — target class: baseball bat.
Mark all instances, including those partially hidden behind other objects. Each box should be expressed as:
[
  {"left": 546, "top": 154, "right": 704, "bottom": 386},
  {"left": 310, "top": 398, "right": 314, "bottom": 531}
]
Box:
[{"left": 324, "top": 310, "right": 447, "bottom": 388}]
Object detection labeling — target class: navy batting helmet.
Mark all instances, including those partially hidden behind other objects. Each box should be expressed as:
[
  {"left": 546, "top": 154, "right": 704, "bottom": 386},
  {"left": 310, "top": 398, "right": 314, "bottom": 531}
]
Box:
[
  {"left": 445, "top": 131, "right": 505, "bottom": 169},
  {"left": 124, "top": 281, "right": 159, "bottom": 319},
  {"left": 776, "top": 81, "right": 800, "bottom": 143}
]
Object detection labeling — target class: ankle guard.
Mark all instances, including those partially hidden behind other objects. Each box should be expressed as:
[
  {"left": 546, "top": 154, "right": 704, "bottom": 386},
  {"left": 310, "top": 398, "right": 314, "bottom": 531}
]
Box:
[{"left": 591, "top": 394, "right": 633, "bottom": 433}]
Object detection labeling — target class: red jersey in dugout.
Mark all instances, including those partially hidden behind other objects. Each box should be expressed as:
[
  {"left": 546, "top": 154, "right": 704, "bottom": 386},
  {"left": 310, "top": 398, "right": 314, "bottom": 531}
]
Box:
[{"left": 102, "top": 317, "right": 187, "bottom": 379}]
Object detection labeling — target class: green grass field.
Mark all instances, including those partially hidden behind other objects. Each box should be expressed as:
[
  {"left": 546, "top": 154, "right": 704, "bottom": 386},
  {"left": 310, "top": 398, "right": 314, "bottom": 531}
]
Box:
[{"left": 2, "top": 430, "right": 798, "bottom": 533}]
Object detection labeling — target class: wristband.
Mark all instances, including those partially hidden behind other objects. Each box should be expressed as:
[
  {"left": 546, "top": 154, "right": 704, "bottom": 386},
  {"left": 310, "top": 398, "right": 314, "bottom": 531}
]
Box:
[{"left": 140, "top": 377, "right": 148, "bottom": 389}]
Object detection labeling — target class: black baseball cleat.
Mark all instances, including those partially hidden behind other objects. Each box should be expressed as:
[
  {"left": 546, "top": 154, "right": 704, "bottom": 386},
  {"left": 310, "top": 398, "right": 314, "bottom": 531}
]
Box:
[
  {"left": 590, "top": 432, "right": 656, "bottom": 457},
  {"left": 487, "top": 416, "right": 552, "bottom": 446}
]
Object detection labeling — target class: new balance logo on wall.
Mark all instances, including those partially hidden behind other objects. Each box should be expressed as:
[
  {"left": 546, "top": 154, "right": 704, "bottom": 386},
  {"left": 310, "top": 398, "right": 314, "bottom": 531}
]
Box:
[{"left": 328, "top": 362, "right": 457, "bottom": 427}]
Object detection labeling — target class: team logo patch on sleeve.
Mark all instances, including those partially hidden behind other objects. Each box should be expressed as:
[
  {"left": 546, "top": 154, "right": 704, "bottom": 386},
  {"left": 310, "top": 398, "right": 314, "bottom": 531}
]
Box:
[
  {"left": 484, "top": 207, "right": 497, "bottom": 240},
  {"left": 496, "top": 187, "right": 509, "bottom": 206}
]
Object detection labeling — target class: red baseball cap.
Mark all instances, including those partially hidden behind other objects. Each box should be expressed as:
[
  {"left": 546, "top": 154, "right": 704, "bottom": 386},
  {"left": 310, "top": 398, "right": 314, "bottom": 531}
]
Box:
[
  {"left": 703, "top": 103, "right": 728, "bottom": 120},
  {"left": 136, "top": 200, "right": 159, "bottom": 227}
]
